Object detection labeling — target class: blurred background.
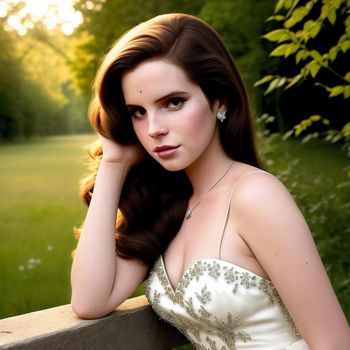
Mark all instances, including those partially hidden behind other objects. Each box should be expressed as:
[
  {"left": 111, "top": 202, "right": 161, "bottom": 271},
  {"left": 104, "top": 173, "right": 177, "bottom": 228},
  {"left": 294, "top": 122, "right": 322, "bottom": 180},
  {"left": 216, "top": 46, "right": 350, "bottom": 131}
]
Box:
[{"left": 0, "top": 0, "right": 349, "bottom": 321}]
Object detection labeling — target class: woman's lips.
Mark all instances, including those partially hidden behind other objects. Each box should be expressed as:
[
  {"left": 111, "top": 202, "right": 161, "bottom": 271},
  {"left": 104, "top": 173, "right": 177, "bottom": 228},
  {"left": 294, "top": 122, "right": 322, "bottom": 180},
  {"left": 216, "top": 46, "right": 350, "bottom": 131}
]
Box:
[{"left": 154, "top": 145, "right": 180, "bottom": 159}]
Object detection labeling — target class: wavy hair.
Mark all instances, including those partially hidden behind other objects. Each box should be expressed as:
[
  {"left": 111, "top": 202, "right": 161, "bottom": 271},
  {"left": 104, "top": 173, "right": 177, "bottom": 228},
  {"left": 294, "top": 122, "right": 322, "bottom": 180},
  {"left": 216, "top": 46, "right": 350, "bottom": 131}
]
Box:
[{"left": 78, "top": 13, "right": 262, "bottom": 270}]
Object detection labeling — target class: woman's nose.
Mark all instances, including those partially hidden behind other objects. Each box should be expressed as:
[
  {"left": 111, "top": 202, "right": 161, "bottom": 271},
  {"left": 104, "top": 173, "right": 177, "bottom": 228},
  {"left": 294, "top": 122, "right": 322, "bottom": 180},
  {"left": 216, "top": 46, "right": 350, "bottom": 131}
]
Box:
[{"left": 148, "top": 113, "right": 169, "bottom": 138}]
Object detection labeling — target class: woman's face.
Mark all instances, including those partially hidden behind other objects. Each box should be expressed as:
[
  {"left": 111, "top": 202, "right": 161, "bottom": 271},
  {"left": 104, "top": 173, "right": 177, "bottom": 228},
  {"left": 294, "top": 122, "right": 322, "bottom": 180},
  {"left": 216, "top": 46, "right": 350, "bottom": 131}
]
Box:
[{"left": 121, "top": 59, "right": 222, "bottom": 171}]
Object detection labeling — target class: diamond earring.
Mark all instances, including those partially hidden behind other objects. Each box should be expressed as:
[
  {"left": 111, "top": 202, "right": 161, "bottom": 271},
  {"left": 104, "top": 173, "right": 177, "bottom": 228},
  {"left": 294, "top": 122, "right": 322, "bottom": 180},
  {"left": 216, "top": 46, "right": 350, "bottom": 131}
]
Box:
[{"left": 217, "top": 111, "right": 226, "bottom": 123}]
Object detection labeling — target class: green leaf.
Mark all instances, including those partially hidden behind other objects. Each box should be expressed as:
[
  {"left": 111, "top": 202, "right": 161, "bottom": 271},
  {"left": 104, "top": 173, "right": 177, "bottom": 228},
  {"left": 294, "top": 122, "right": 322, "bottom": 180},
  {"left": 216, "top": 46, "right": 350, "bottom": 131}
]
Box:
[
  {"left": 332, "top": 134, "right": 343, "bottom": 143},
  {"left": 285, "top": 17, "right": 297, "bottom": 29},
  {"left": 322, "top": 118, "right": 330, "bottom": 125},
  {"left": 263, "top": 29, "right": 289, "bottom": 42},
  {"left": 284, "top": 0, "right": 294, "bottom": 10},
  {"left": 345, "top": 13, "right": 350, "bottom": 35},
  {"left": 274, "top": 15, "right": 286, "bottom": 21},
  {"left": 270, "top": 44, "right": 289, "bottom": 56},
  {"left": 342, "top": 122, "right": 350, "bottom": 134},
  {"left": 300, "top": 119, "right": 311, "bottom": 128},
  {"left": 339, "top": 33, "right": 348, "bottom": 44},
  {"left": 340, "top": 40, "right": 350, "bottom": 53},
  {"left": 254, "top": 75, "right": 275, "bottom": 87},
  {"left": 275, "top": 0, "right": 285, "bottom": 13},
  {"left": 302, "top": 134, "right": 313, "bottom": 143},
  {"left": 344, "top": 85, "right": 350, "bottom": 98},
  {"left": 325, "top": 133, "right": 333, "bottom": 142},
  {"left": 320, "top": 2, "right": 329, "bottom": 20},
  {"left": 286, "top": 74, "right": 303, "bottom": 89},
  {"left": 329, "top": 86, "right": 344, "bottom": 97},
  {"left": 296, "top": 49, "right": 308, "bottom": 63},
  {"left": 278, "top": 33, "right": 292, "bottom": 43},
  {"left": 285, "top": 6, "right": 311, "bottom": 28},
  {"left": 285, "top": 43, "right": 300, "bottom": 57},
  {"left": 276, "top": 77, "right": 287, "bottom": 88},
  {"left": 294, "top": 115, "right": 323, "bottom": 137},
  {"left": 295, "top": 124, "right": 304, "bottom": 137},
  {"left": 309, "top": 50, "right": 322, "bottom": 61},
  {"left": 265, "top": 77, "right": 283, "bottom": 94},
  {"left": 303, "top": 19, "right": 315, "bottom": 30},
  {"left": 334, "top": 0, "right": 343, "bottom": 9},
  {"left": 266, "top": 15, "right": 285, "bottom": 22},
  {"left": 328, "top": 9, "right": 337, "bottom": 25},
  {"left": 345, "top": 72, "right": 350, "bottom": 82},
  {"left": 309, "top": 61, "right": 321, "bottom": 78},
  {"left": 329, "top": 47, "right": 338, "bottom": 61},
  {"left": 310, "top": 21, "right": 322, "bottom": 38},
  {"left": 282, "top": 129, "right": 294, "bottom": 140},
  {"left": 310, "top": 115, "right": 321, "bottom": 121}
]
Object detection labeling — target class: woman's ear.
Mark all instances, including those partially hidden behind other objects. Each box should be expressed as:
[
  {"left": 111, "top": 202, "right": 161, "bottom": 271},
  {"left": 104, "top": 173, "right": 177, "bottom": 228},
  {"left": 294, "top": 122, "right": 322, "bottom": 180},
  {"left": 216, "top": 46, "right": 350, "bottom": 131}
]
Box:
[{"left": 213, "top": 96, "right": 227, "bottom": 114}]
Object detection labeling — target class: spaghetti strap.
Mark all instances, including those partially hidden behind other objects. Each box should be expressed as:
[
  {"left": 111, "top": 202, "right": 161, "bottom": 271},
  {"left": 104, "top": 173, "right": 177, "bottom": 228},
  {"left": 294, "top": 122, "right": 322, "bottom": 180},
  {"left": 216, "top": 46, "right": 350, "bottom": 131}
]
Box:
[{"left": 217, "top": 170, "right": 267, "bottom": 259}]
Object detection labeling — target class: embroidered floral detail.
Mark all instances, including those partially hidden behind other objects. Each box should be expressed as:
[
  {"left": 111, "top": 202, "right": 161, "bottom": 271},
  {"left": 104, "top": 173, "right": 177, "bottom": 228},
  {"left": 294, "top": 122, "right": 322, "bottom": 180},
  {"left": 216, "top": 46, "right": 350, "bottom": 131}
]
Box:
[
  {"left": 191, "top": 261, "right": 206, "bottom": 281},
  {"left": 207, "top": 261, "right": 221, "bottom": 280},
  {"left": 168, "top": 309, "right": 202, "bottom": 343},
  {"left": 146, "top": 258, "right": 301, "bottom": 350},
  {"left": 198, "top": 305, "right": 211, "bottom": 320},
  {"left": 240, "top": 273, "right": 256, "bottom": 289},
  {"left": 206, "top": 336, "right": 218, "bottom": 350},
  {"left": 258, "top": 279, "right": 275, "bottom": 304},
  {"left": 223, "top": 267, "right": 236, "bottom": 284},
  {"left": 152, "top": 290, "right": 160, "bottom": 308},
  {"left": 257, "top": 277, "right": 299, "bottom": 337},
  {"left": 237, "top": 331, "right": 252, "bottom": 343},
  {"left": 196, "top": 285, "right": 211, "bottom": 305},
  {"left": 212, "top": 312, "right": 251, "bottom": 349},
  {"left": 184, "top": 297, "right": 198, "bottom": 320}
]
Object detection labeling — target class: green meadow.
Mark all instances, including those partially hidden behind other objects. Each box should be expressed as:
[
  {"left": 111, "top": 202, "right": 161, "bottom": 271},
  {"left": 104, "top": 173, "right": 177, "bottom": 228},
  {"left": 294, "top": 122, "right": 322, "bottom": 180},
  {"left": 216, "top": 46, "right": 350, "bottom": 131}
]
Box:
[
  {"left": 0, "top": 135, "right": 96, "bottom": 318},
  {"left": 0, "top": 134, "right": 349, "bottom": 319}
]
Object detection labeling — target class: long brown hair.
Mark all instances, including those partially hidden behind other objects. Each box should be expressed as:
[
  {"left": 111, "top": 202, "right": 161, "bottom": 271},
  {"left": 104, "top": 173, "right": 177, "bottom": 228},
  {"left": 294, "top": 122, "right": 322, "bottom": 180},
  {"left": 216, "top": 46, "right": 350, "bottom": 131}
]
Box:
[{"left": 78, "top": 13, "right": 261, "bottom": 270}]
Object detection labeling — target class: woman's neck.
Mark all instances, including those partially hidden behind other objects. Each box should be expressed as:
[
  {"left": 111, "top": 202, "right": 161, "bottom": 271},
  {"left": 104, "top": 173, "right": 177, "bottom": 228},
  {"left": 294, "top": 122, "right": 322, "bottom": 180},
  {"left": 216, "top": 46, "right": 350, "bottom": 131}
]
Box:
[{"left": 185, "top": 142, "right": 233, "bottom": 199}]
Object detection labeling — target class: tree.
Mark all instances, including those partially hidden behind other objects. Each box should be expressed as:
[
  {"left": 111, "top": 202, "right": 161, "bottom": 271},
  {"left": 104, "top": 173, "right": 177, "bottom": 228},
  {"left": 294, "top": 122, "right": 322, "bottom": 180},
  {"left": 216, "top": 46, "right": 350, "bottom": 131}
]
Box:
[
  {"left": 199, "top": 0, "right": 275, "bottom": 112},
  {"left": 255, "top": 0, "right": 350, "bottom": 153},
  {"left": 255, "top": 1, "right": 350, "bottom": 317},
  {"left": 0, "top": 1, "right": 88, "bottom": 140},
  {"left": 72, "top": 0, "right": 205, "bottom": 95}
]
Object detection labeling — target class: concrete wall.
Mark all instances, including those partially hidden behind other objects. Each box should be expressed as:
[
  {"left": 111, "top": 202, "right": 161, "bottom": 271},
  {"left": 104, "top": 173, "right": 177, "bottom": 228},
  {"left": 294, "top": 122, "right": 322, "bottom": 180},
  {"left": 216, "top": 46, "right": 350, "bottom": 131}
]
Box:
[{"left": 0, "top": 296, "right": 189, "bottom": 350}]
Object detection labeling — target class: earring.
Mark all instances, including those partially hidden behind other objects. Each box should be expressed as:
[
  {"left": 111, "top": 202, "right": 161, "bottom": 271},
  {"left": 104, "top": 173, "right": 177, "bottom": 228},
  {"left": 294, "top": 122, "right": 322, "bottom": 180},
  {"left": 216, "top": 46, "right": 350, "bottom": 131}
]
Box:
[{"left": 217, "top": 111, "right": 226, "bottom": 123}]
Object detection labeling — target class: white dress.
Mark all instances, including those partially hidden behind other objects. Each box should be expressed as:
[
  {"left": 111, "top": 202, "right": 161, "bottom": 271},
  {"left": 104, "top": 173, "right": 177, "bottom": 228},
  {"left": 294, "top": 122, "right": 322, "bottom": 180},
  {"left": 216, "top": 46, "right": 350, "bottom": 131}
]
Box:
[{"left": 145, "top": 172, "right": 310, "bottom": 350}]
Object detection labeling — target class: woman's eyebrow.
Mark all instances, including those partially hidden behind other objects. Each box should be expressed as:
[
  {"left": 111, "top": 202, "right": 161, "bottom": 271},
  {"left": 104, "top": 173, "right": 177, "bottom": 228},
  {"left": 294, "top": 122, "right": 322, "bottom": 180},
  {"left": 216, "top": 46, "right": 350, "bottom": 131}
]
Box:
[
  {"left": 125, "top": 91, "right": 188, "bottom": 108},
  {"left": 154, "top": 91, "right": 188, "bottom": 104}
]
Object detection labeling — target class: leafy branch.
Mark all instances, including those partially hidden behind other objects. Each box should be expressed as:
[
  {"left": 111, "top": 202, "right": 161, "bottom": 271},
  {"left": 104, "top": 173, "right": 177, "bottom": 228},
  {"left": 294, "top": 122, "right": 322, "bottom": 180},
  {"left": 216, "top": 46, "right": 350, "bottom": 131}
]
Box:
[{"left": 255, "top": 0, "right": 350, "bottom": 148}]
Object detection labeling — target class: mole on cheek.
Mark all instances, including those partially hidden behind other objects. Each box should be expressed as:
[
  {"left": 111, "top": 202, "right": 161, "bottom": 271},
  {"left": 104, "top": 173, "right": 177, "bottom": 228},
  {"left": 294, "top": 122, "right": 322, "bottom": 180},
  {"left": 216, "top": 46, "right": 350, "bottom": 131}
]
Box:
[{"left": 139, "top": 90, "right": 142, "bottom": 94}]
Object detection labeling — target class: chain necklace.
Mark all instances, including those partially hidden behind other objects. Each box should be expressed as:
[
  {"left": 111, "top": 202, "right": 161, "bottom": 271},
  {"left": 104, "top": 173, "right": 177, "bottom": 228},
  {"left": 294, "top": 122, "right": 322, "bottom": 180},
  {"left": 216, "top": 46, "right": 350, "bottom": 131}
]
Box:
[{"left": 185, "top": 161, "right": 234, "bottom": 220}]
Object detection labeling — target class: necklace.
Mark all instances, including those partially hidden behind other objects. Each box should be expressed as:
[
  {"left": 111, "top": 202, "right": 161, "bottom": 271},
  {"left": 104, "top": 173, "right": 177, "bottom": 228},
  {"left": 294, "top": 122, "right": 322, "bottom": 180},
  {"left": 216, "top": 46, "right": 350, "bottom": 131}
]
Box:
[{"left": 185, "top": 161, "right": 234, "bottom": 220}]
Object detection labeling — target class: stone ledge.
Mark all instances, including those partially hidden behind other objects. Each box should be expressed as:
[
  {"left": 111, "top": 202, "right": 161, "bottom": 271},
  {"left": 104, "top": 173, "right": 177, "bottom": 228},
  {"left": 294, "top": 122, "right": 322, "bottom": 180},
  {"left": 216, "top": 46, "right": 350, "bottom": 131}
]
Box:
[{"left": 0, "top": 295, "right": 188, "bottom": 350}]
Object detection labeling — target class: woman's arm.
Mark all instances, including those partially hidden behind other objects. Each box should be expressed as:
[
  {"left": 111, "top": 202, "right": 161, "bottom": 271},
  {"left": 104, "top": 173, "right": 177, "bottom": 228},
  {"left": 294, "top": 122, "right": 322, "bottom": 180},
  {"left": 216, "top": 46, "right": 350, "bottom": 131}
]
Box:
[
  {"left": 71, "top": 136, "right": 146, "bottom": 319},
  {"left": 232, "top": 173, "right": 350, "bottom": 349}
]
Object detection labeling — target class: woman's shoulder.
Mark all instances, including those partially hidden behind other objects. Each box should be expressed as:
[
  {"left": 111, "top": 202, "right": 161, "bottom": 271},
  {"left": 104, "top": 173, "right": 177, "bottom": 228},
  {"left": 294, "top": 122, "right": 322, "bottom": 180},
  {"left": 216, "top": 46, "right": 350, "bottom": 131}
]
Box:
[
  {"left": 229, "top": 163, "right": 307, "bottom": 252},
  {"left": 228, "top": 162, "right": 295, "bottom": 213},
  {"left": 230, "top": 161, "right": 283, "bottom": 187}
]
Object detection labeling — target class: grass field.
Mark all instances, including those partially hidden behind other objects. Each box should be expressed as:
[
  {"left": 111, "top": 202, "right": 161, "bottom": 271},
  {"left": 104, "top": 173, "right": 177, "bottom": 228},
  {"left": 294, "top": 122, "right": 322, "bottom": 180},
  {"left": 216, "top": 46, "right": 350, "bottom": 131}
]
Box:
[
  {"left": 0, "top": 134, "right": 348, "bottom": 319},
  {"left": 0, "top": 134, "right": 96, "bottom": 318}
]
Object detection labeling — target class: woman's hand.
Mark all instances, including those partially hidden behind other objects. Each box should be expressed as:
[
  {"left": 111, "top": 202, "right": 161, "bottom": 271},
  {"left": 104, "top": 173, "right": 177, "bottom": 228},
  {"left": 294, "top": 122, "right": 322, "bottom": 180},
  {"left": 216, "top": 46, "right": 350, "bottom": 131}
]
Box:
[
  {"left": 99, "top": 135, "right": 145, "bottom": 168},
  {"left": 71, "top": 134, "right": 148, "bottom": 319}
]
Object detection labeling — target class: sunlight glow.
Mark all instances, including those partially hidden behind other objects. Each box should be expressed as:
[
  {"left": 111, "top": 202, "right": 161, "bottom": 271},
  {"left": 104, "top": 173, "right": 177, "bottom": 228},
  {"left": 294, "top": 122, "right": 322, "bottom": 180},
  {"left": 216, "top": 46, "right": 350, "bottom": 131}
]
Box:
[
  {"left": 0, "top": 2, "right": 7, "bottom": 17},
  {"left": 1, "top": 0, "right": 83, "bottom": 35}
]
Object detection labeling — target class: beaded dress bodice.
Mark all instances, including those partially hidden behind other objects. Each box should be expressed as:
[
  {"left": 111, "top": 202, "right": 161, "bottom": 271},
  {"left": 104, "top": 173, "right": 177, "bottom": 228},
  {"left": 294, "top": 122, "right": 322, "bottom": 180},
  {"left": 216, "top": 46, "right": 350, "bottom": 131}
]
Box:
[
  {"left": 145, "top": 257, "right": 309, "bottom": 349},
  {"left": 145, "top": 171, "right": 310, "bottom": 350}
]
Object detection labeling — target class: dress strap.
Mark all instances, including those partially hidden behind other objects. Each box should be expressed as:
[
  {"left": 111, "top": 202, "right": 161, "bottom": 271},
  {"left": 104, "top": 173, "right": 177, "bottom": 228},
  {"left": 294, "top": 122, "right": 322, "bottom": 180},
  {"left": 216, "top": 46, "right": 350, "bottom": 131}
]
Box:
[{"left": 217, "top": 170, "right": 267, "bottom": 259}]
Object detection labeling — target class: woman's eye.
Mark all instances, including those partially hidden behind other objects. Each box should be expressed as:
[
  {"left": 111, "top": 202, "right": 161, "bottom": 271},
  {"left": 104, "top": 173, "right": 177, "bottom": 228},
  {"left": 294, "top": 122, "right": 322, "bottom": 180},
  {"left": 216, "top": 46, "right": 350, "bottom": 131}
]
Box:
[
  {"left": 167, "top": 97, "right": 185, "bottom": 110},
  {"left": 130, "top": 107, "right": 146, "bottom": 119}
]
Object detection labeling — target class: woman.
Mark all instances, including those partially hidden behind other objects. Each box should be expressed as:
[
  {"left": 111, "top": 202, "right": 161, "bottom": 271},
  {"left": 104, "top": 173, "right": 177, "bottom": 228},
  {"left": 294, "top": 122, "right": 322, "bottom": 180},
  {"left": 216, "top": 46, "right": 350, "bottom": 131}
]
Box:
[{"left": 70, "top": 13, "right": 350, "bottom": 349}]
